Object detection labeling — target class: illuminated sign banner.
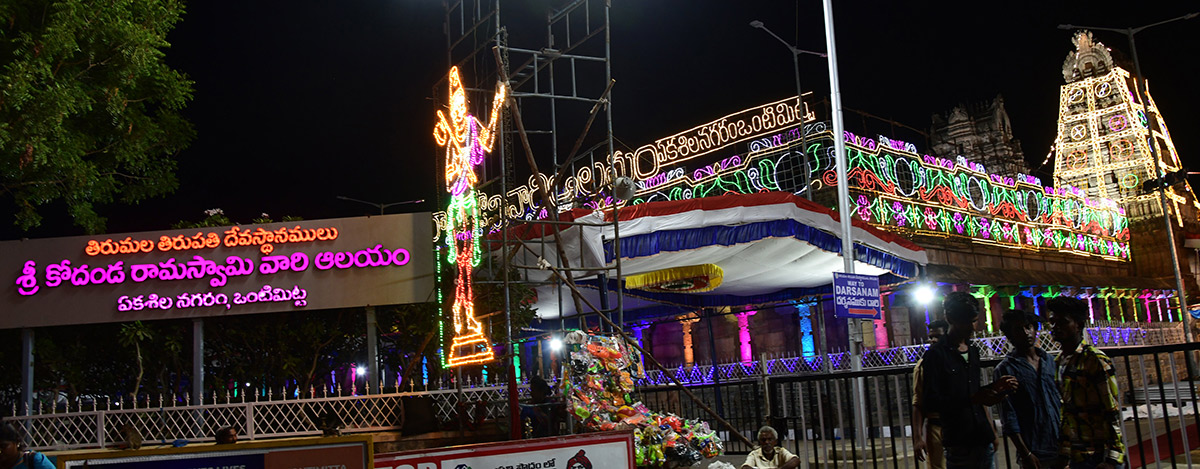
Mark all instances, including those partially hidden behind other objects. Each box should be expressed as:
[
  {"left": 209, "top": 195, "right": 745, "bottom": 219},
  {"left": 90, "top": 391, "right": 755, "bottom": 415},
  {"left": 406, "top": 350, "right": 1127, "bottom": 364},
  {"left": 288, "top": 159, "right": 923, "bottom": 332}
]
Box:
[{"left": 0, "top": 213, "right": 434, "bottom": 329}]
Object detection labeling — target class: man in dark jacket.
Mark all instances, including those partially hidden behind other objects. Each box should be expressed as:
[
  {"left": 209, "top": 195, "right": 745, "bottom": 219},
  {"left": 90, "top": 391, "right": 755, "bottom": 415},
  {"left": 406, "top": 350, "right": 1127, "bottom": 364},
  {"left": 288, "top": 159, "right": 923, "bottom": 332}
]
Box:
[
  {"left": 922, "top": 291, "right": 1017, "bottom": 468},
  {"left": 996, "top": 310, "right": 1061, "bottom": 468}
]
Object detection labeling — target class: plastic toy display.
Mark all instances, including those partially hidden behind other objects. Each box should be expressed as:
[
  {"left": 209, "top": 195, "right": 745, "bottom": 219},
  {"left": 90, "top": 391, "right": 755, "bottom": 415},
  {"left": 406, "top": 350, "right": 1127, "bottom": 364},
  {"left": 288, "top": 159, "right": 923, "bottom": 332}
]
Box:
[{"left": 562, "top": 330, "right": 723, "bottom": 467}]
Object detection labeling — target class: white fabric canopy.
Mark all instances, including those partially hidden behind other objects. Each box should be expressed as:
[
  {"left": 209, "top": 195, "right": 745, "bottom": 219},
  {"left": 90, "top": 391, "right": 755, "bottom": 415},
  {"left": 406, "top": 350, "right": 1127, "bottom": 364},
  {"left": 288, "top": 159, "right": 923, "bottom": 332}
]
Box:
[{"left": 496, "top": 192, "right": 927, "bottom": 319}]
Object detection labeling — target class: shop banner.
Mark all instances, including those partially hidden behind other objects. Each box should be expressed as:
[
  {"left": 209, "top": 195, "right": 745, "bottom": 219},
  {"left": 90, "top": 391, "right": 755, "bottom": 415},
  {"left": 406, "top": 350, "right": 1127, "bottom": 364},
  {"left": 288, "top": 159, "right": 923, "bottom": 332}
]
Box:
[{"left": 374, "top": 432, "right": 634, "bottom": 469}]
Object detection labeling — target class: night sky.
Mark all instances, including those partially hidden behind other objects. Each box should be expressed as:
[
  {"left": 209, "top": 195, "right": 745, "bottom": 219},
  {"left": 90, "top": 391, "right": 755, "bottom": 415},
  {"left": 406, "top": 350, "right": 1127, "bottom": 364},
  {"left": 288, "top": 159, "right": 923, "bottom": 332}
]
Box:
[{"left": 6, "top": 1, "right": 1199, "bottom": 240}]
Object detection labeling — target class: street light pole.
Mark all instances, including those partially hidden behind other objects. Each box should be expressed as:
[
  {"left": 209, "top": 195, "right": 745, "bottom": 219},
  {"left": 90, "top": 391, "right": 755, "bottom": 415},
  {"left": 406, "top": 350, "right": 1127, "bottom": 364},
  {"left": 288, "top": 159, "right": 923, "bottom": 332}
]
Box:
[
  {"left": 749, "top": 20, "right": 826, "bottom": 200},
  {"left": 336, "top": 195, "right": 425, "bottom": 215},
  {"left": 819, "top": 0, "right": 870, "bottom": 455},
  {"left": 334, "top": 195, "right": 426, "bottom": 393},
  {"left": 1059, "top": 13, "right": 1197, "bottom": 344}
]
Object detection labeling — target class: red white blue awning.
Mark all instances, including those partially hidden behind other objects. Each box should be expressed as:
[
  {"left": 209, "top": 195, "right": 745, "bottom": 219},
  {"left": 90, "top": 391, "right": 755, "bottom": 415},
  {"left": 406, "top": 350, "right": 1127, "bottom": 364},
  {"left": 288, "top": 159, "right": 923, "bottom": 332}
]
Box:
[{"left": 497, "top": 192, "right": 927, "bottom": 319}]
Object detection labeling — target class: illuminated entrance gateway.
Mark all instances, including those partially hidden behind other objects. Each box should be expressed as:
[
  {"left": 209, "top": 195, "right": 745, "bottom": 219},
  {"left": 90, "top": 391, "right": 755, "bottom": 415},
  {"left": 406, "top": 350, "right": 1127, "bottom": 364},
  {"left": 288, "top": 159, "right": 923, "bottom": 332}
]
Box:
[
  {"left": 434, "top": 66, "right": 507, "bottom": 367},
  {"left": 1053, "top": 30, "right": 1199, "bottom": 223}
]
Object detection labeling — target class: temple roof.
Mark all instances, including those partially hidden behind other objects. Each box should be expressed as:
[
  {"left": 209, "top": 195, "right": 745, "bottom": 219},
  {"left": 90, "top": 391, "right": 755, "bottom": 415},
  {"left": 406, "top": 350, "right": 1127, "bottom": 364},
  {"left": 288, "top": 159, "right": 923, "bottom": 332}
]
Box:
[{"left": 1062, "top": 30, "right": 1114, "bottom": 83}]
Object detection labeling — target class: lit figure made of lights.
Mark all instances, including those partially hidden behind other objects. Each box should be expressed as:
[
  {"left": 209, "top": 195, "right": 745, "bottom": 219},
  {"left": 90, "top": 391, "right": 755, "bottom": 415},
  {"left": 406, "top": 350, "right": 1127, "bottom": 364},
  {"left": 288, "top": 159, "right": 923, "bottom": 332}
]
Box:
[{"left": 433, "top": 66, "right": 506, "bottom": 367}]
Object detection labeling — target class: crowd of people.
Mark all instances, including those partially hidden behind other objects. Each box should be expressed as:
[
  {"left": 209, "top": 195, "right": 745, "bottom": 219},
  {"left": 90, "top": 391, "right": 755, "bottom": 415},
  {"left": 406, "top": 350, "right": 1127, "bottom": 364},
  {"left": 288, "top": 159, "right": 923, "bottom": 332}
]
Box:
[
  {"left": 741, "top": 293, "right": 1126, "bottom": 469},
  {"left": 912, "top": 293, "right": 1125, "bottom": 469},
  {"left": 0, "top": 293, "right": 1130, "bottom": 469}
]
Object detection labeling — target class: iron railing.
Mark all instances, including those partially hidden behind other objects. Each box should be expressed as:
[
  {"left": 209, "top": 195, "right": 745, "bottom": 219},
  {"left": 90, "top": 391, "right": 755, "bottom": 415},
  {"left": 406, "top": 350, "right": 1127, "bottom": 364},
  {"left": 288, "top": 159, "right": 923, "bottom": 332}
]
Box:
[
  {"left": 8, "top": 385, "right": 527, "bottom": 451},
  {"left": 637, "top": 322, "right": 1175, "bottom": 386},
  {"left": 9, "top": 321, "right": 1190, "bottom": 463},
  {"left": 763, "top": 343, "right": 1200, "bottom": 468}
]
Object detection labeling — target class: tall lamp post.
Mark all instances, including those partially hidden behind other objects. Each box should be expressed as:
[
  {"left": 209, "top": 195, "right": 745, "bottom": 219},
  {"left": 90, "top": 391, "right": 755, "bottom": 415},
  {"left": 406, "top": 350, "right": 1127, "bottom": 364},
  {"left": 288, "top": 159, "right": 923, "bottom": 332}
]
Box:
[
  {"left": 1059, "top": 13, "right": 1197, "bottom": 344},
  {"left": 749, "top": 20, "right": 826, "bottom": 200},
  {"left": 336, "top": 195, "right": 425, "bottom": 215},
  {"left": 335, "top": 195, "right": 425, "bottom": 393}
]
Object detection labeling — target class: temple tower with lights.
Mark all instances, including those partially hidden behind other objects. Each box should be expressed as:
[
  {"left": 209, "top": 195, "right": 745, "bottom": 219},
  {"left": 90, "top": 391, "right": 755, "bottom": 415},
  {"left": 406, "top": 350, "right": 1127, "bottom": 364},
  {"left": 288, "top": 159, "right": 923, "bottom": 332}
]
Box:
[
  {"left": 1052, "top": 31, "right": 1197, "bottom": 224},
  {"left": 1053, "top": 30, "right": 1200, "bottom": 302}
]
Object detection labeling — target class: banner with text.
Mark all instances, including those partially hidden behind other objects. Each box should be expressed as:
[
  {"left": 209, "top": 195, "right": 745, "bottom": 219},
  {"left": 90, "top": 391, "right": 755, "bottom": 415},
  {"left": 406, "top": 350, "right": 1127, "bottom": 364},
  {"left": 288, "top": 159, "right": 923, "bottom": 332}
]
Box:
[
  {"left": 0, "top": 214, "right": 434, "bottom": 329},
  {"left": 374, "top": 432, "right": 634, "bottom": 469},
  {"left": 833, "top": 272, "right": 881, "bottom": 319},
  {"left": 58, "top": 436, "right": 371, "bottom": 469}
]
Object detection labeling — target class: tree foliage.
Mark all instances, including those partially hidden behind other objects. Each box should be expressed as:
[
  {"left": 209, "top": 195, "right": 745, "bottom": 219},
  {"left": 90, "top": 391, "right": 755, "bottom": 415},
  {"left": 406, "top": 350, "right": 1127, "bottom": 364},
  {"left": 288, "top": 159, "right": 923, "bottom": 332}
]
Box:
[
  {"left": 0, "top": 0, "right": 195, "bottom": 233},
  {"left": 118, "top": 320, "right": 152, "bottom": 398},
  {"left": 34, "top": 320, "right": 187, "bottom": 399},
  {"left": 205, "top": 310, "right": 363, "bottom": 398},
  {"left": 170, "top": 208, "right": 303, "bottom": 230}
]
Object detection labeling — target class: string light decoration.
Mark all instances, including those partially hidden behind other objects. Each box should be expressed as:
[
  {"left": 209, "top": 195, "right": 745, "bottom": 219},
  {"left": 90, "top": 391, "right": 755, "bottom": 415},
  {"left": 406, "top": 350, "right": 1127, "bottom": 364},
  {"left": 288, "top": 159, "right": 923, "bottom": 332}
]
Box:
[
  {"left": 441, "top": 88, "right": 1130, "bottom": 261},
  {"left": 831, "top": 137, "right": 1131, "bottom": 260},
  {"left": 431, "top": 96, "right": 818, "bottom": 239},
  {"left": 433, "top": 66, "right": 507, "bottom": 367},
  {"left": 624, "top": 124, "right": 1131, "bottom": 260},
  {"left": 1053, "top": 31, "right": 1199, "bottom": 225}
]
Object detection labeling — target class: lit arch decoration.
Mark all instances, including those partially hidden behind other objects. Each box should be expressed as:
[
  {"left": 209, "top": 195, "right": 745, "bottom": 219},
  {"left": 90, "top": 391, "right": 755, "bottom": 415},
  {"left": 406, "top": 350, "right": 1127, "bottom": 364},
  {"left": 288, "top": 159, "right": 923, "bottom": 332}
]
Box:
[{"left": 433, "top": 66, "right": 507, "bottom": 367}]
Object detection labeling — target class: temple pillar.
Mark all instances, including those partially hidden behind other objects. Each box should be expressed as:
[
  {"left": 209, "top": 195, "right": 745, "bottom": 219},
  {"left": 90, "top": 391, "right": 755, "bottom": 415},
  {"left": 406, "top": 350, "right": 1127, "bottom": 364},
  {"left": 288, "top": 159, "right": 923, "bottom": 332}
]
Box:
[{"left": 736, "top": 310, "right": 757, "bottom": 363}]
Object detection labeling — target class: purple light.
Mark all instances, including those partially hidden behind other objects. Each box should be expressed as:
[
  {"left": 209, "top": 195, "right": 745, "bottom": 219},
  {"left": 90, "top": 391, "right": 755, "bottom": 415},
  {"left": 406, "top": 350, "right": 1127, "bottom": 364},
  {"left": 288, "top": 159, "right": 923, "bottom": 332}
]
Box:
[{"left": 737, "top": 310, "right": 757, "bottom": 363}]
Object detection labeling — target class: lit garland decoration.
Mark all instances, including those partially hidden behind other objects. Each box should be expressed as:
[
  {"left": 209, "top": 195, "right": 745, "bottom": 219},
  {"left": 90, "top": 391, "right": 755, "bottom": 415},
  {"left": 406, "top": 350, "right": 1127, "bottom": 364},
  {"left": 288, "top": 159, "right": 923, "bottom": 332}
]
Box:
[
  {"left": 437, "top": 88, "right": 1131, "bottom": 261},
  {"left": 620, "top": 124, "right": 1131, "bottom": 260},
  {"left": 431, "top": 95, "right": 818, "bottom": 241},
  {"left": 624, "top": 264, "right": 724, "bottom": 292},
  {"left": 827, "top": 135, "right": 1130, "bottom": 260},
  {"left": 1053, "top": 31, "right": 1199, "bottom": 226},
  {"left": 433, "top": 66, "right": 506, "bottom": 367}
]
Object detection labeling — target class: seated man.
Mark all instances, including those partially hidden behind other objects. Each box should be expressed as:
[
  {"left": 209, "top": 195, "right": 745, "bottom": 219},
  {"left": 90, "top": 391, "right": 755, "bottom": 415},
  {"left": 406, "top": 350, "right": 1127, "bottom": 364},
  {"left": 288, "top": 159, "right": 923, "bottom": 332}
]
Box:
[
  {"left": 742, "top": 426, "right": 800, "bottom": 469},
  {"left": 519, "top": 376, "right": 555, "bottom": 438},
  {"left": 214, "top": 426, "right": 238, "bottom": 444}
]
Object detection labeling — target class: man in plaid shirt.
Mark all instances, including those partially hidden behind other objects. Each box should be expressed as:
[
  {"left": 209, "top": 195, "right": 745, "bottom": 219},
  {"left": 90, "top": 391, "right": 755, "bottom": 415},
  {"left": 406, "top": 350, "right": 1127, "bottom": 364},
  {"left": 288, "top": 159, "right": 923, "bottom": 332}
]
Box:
[{"left": 1046, "top": 296, "right": 1125, "bottom": 469}]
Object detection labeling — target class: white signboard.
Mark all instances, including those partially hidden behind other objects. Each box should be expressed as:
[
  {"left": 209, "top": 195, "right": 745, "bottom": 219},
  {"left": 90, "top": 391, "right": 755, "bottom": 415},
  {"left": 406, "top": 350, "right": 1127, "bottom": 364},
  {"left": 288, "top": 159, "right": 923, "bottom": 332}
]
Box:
[{"left": 374, "top": 432, "right": 634, "bottom": 469}]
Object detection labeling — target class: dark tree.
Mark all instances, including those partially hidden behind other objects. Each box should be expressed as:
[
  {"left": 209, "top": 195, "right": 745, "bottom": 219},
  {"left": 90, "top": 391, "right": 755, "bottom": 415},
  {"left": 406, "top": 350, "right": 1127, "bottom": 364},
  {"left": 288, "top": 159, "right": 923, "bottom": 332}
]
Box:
[{"left": 0, "top": 0, "right": 195, "bottom": 233}]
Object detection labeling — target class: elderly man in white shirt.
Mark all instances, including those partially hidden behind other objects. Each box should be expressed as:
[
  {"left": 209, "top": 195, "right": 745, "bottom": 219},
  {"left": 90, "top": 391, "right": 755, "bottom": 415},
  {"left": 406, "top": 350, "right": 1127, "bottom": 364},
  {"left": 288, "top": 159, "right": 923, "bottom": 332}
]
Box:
[{"left": 742, "top": 426, "right": 800, "bottom": 469}]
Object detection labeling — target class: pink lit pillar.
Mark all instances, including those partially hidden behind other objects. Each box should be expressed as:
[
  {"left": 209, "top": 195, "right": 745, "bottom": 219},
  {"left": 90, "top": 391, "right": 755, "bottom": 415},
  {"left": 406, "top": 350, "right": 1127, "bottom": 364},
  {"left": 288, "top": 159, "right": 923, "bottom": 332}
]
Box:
[
  {"left": 737, "top": 310, "right": 757, "bottom": 363},
  {"left": 1141, "top": 292, "right": 1152, "bottom": 323},
  {"left": 873, "top": 317, "right": 889, "bottom": 350},
  {"left": 872, "top": 293, "right": 890, "bottom": 349}
]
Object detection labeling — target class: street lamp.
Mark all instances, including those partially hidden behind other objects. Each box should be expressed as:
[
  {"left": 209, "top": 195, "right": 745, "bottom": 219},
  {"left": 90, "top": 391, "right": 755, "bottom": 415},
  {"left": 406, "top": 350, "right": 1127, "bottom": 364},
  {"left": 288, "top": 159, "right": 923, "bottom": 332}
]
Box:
[
  {"left": 749, "top": 20, "right": 826, "bottom": 200},
  {"left": 335, "top": 195, "right": 425, "bottom": 394},
  {"left": 1058, "top": 12, "right": 1197, "bottom": 343},
  {"left": 335, "top": 196, "right": 425, "bottom": 215},
  {"left": 914, "top": 284, "right": 936, "bottom": 306}
]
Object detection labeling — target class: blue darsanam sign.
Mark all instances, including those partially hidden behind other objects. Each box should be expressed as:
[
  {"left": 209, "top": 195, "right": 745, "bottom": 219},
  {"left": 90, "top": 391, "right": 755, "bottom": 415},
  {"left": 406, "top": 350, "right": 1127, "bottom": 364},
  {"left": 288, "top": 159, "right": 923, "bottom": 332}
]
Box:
[{"left": 833, "top": 272, "right": 881, "bottom": 319}]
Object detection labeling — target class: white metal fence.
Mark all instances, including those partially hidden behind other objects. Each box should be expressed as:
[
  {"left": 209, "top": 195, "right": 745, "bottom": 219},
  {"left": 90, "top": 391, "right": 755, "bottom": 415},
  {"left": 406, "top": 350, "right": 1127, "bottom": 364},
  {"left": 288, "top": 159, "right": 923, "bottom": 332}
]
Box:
[
  {"left": 8, "top": 385, "right": 526, "bottom": 451},
  {"left": 7, "top": 322, "right": 1181, "bottom": 451}
]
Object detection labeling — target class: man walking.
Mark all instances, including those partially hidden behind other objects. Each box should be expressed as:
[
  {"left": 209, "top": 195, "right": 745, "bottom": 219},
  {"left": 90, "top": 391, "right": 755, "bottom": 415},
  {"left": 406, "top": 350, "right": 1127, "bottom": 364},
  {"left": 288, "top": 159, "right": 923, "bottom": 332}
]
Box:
[
  {"left": 913, "top": 319, "right": 949, "bottom": 468},
  {"left": 996, "top": 310, "right": 1060, "bottom": 468},
  {"left": 923, "top": 291, "right": 1017, "bottom": 468},
  {"left": 1046, "top": 296, "right": 1125, "bottom": 469}
]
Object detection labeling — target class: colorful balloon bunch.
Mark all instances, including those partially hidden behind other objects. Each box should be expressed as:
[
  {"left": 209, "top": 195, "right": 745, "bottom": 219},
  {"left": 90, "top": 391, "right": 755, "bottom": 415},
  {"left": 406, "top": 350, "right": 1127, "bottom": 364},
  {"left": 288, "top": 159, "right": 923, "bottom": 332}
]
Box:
[{"left": 562, "top": 331, "right": 723, "bottom": 467}]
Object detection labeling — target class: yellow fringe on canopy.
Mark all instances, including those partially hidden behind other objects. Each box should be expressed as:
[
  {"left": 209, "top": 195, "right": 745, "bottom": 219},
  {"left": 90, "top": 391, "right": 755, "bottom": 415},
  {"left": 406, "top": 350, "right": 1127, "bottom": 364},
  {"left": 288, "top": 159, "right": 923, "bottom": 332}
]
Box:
[{"left": 624, "top": 264, "right": 724, "bottom": 293}]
